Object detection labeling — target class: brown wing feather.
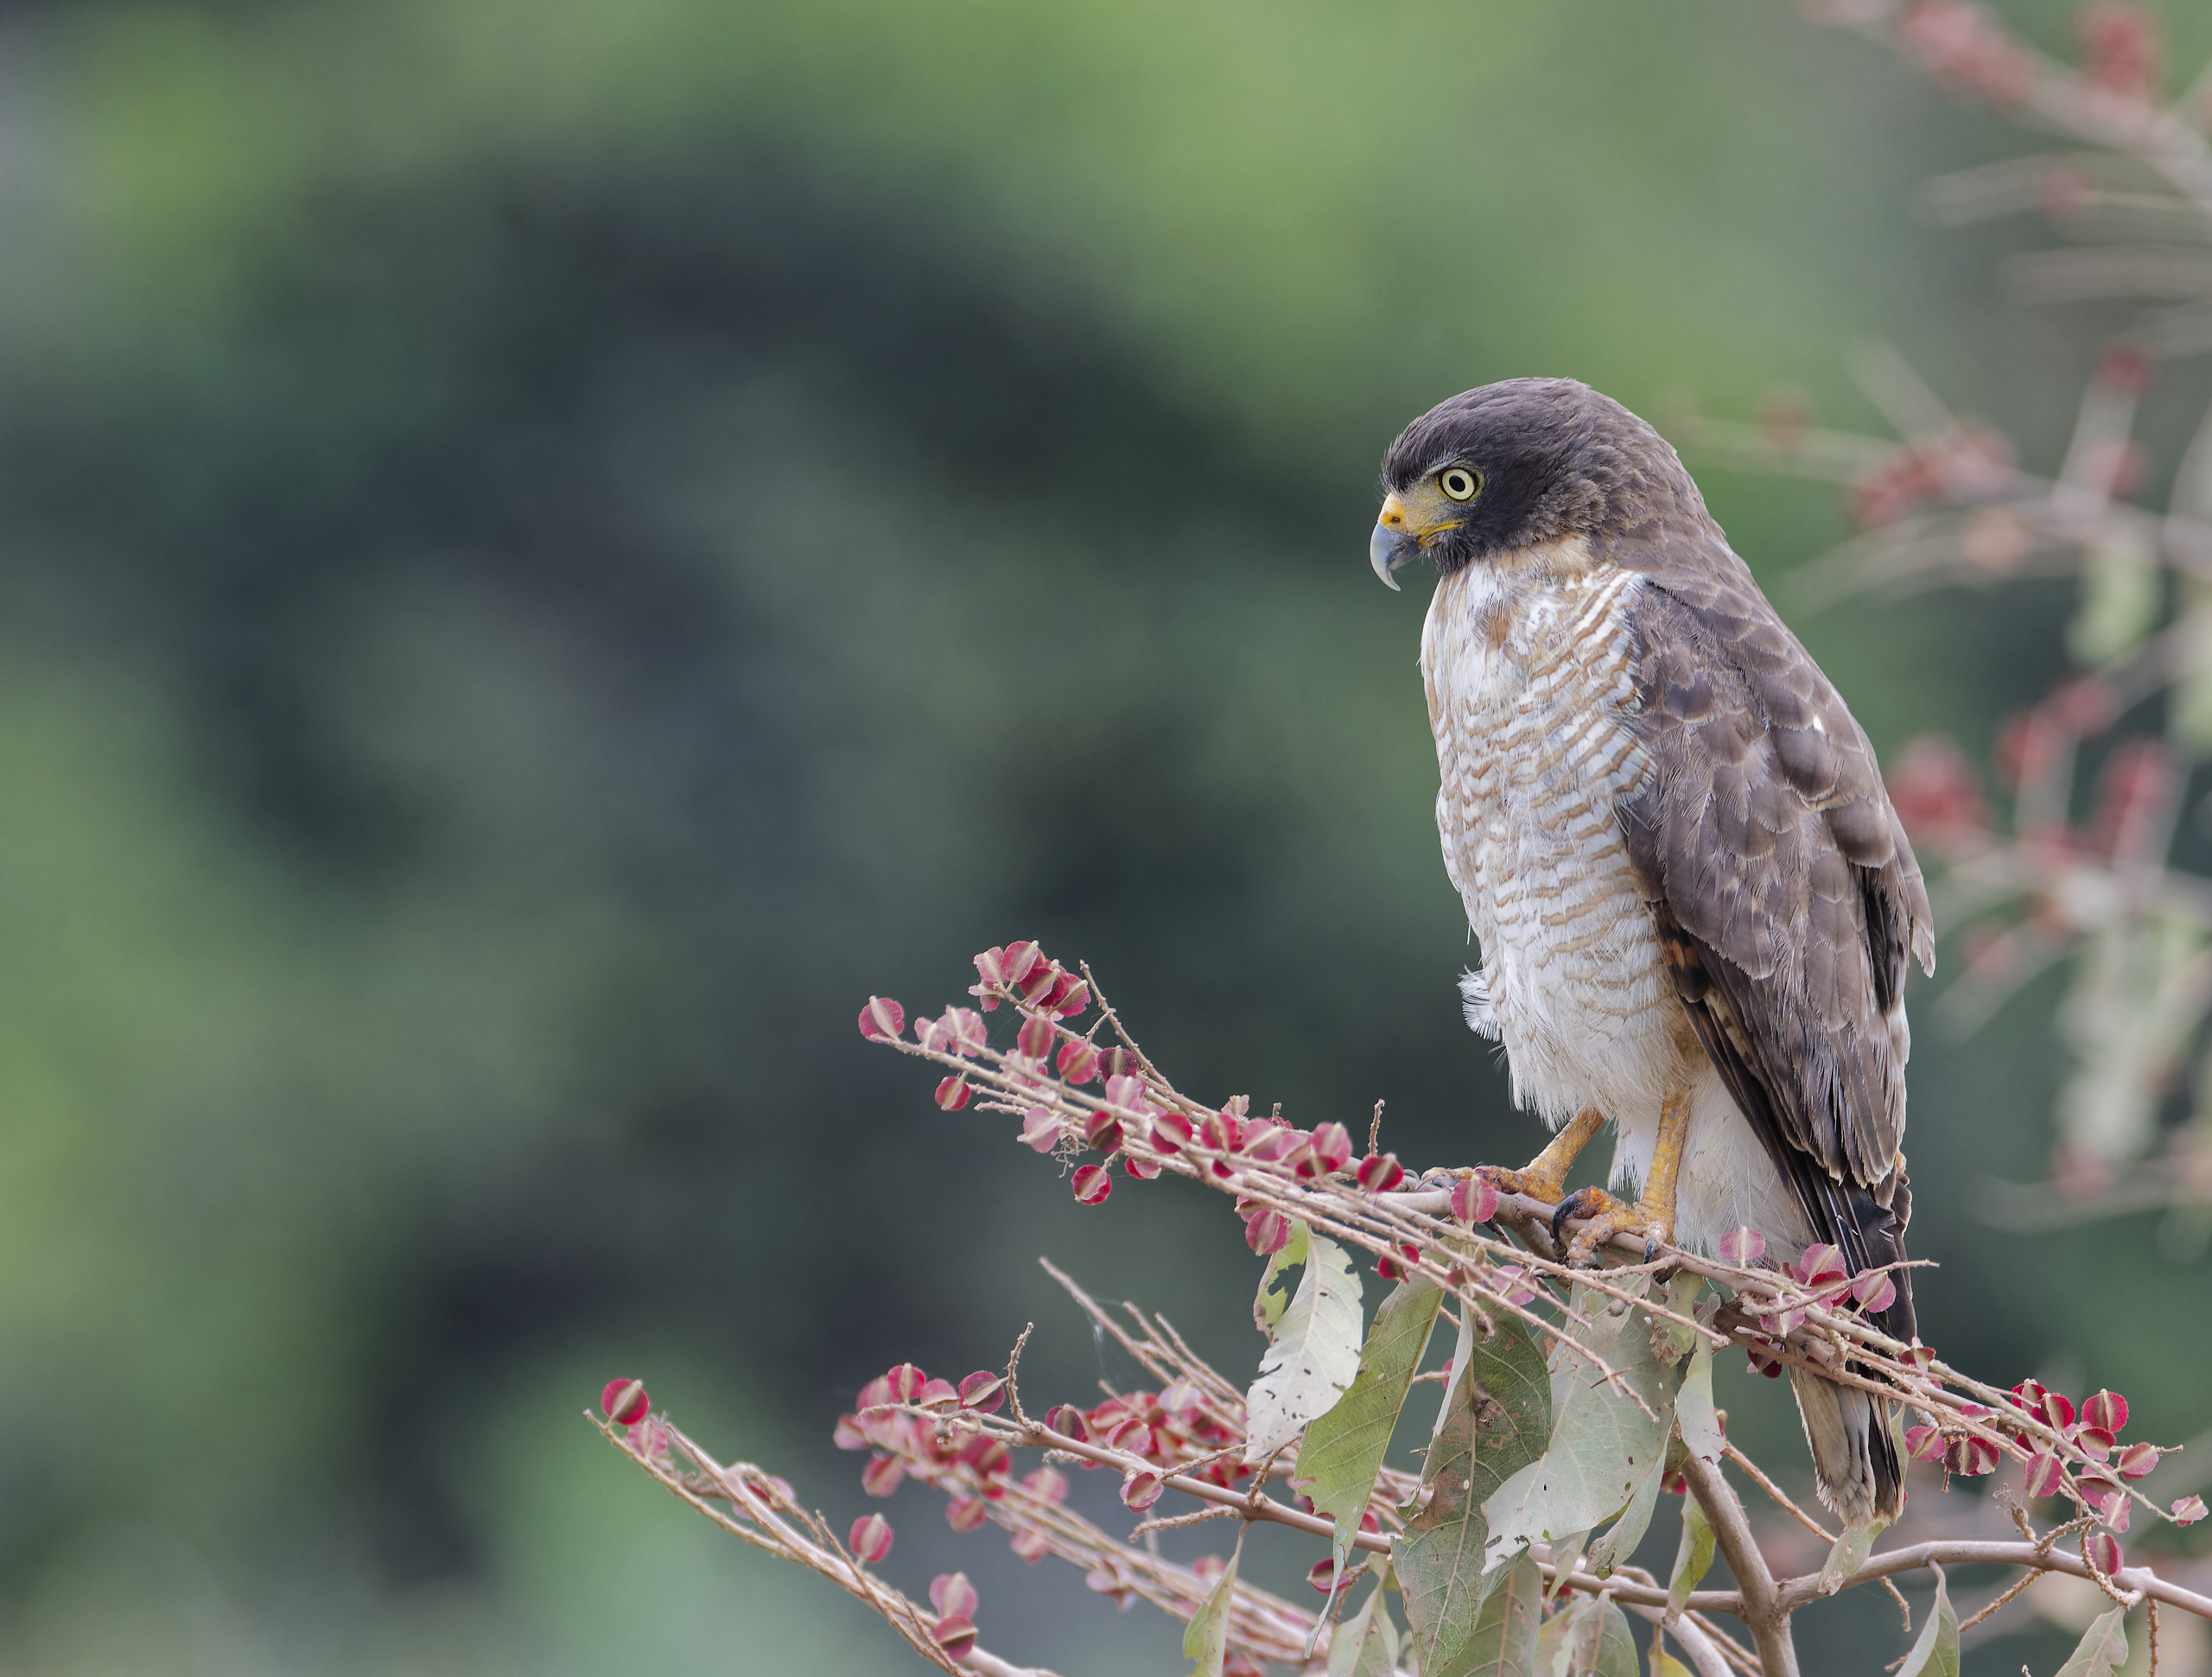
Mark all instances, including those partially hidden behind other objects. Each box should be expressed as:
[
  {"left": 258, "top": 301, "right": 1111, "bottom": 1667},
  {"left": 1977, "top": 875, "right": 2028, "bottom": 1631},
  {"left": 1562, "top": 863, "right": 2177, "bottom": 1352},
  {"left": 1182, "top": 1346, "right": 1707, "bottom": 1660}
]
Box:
[{"left": 1611, "top": 541, "right": 1932, "bottom": 1192}]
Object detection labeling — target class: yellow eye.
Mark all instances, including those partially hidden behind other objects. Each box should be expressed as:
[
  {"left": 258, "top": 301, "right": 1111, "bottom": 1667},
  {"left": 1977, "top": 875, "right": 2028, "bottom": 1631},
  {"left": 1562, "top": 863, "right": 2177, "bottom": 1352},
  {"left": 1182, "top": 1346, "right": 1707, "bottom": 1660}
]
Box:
[{"left": 1439, "top": 467, "right": 1480, "bottom": 502}]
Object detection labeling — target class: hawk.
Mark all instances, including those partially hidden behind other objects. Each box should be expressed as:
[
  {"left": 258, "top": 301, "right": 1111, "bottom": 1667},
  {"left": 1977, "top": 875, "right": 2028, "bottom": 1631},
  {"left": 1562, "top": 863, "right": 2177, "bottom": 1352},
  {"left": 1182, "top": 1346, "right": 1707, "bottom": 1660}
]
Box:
[{"left": 1370, "top": 378, "right": 1934, "bottom": 1526}]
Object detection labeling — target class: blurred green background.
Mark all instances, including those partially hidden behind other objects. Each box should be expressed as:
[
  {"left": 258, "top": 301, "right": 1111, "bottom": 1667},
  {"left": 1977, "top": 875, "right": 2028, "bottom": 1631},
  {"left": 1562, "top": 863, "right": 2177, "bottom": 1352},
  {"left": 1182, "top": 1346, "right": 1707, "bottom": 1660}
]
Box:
[{"left": 0, "top": 1, "right": 2206, "bottom": 1673}]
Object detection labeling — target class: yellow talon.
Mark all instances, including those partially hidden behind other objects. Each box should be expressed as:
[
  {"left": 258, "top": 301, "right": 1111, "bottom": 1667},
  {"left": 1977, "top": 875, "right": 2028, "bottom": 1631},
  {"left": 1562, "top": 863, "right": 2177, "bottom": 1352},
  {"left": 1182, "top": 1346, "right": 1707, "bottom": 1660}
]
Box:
[
  {"left": 1479, "top": 1105, "right": 1605, "bottom": 1206},
  {"left": 1554, "top": 1085, "right": 1691, "bottom": 1266}
]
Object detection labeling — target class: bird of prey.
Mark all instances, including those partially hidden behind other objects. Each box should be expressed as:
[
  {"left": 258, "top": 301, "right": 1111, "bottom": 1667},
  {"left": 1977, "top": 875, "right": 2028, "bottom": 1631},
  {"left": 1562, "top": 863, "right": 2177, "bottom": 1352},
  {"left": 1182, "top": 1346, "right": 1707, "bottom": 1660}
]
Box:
[{"left": 1369, "top": 378, "right": 1934, "bottom": 1526}]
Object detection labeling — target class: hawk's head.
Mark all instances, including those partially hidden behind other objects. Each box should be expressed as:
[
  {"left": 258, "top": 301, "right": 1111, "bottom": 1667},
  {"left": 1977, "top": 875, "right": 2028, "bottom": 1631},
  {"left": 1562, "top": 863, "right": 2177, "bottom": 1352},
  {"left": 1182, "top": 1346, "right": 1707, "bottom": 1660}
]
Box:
[{"left": 1370, "top": 378, "right": 1703, "bottom": 589}]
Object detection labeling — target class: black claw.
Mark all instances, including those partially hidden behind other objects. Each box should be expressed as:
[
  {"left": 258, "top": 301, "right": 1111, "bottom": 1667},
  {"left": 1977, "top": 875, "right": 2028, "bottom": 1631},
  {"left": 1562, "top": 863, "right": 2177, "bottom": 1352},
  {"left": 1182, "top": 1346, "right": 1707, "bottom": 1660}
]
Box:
[
  {"left": 1550, "top": 1188, "right": 1589, "bottom": 1249},
  {"left": 1643, "top": 1237, "right": 1661, "bottom": 1264}
]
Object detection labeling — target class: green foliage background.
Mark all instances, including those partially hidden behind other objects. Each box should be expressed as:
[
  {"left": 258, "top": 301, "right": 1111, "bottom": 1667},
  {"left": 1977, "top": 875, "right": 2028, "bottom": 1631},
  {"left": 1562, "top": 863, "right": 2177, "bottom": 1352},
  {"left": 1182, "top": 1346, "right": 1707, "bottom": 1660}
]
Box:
[{"left": 0, "top": 2, "right": 2204, "bottom": 1672}]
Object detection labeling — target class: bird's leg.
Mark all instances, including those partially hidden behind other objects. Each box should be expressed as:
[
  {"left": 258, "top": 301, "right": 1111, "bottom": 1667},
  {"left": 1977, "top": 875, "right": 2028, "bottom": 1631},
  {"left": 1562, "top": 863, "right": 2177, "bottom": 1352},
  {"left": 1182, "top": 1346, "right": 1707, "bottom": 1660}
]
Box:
[
  {"left": 1476, "top": 1105, "right": 1605, "bottom": 1206},
  {"left": 1552, "top": 1085, "right": 1690, "bottom": 1265}
]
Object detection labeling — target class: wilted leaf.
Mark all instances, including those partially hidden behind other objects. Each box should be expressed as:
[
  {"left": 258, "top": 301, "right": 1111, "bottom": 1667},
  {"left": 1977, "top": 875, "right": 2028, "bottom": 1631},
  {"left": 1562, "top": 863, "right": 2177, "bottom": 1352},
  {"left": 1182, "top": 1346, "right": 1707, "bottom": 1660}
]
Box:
[
  {"left": 1245, "top": 1231, "right": 1363, "bottom": 1462},
  {"left": 1325, "top": 1578, "right": 1401, "bottom": 1677},
  {"left": 1536, "top": 1589, "right": 1638, "bottom": 1677},
  {"left": 1667, "top": 1497, "right": 1715, "bottom": 1616},
  {"left": 1816, "top": 1518, "right": 1880, "bottom": 1595},
  {"left": 1443, "top": 1551, "right": 1541, "bottom": 1677},
  {"left": 1254, "top": 1220, "right": 1312, "bottom": 1334},
  {"left": 1482, "top": 1282, "right": 1675, "bottom": 1571},
  {"left": 1183, "top": 1529, "right": 1243, "bottom": 1677},
  {"left": 1895, "top": 1563, "right": 1958, "bottom": 1677},
  {"left": 1649, "top": 1648, "right": 1694, "bottom": 1677},
  {"left": 2051, "top": 1604, "right": 2129, "bottom": 1677},
  {"left": 1398, "top": 1308, "right": 1551, "bottom": 1676},
  {"left": 1649, "top": 1273, "right": 1705, "bottom": 1366},
  {"left": 1300, "top": 1276, "right": 1445, "bottom": 1566}
]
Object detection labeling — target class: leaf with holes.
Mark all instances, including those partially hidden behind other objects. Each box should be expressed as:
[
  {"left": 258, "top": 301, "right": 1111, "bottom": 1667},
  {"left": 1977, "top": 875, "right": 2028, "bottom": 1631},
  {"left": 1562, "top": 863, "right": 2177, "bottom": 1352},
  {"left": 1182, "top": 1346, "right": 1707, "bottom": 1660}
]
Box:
[
  {"left": 1182, "top": 1529, "right": 1243, "bottom": 1677},
  {"left": 1480, "top": 1280, "right": 1676, "bottom": 1572},
  {"left": 1817, "top": 1519, "right": 1881, "bottom": 1596},
  {"left": 1896, "top": 1564, "right": 1958, "bottom": 1677},
  {"left": 1396, "top": 1309, "right": 1550, "bottom": 1676},
  {"left": 2052, "top": 1605, "right": 2129, "bottom": 1677},
  {"left": 1325, "top": 1577, "right": 1401, "bottom": 1677},
  {"left": 1243, "top": 1230, "right": 1363, "bottom": 1462},
  {"left": 1298, "top": 1275, "right": 1445, "bottom": 1569}
]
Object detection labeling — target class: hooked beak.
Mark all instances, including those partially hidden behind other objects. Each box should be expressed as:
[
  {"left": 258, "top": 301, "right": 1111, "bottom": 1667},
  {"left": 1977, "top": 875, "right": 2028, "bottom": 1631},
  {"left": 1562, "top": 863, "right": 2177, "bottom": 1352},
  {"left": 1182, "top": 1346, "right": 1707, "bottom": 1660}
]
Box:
[
  {"left": 1370, "top": 522, "right": 1419, "bottom": 592},
  {"left": 1370, "top": 489, "right": 1441, "bottom": 592}
]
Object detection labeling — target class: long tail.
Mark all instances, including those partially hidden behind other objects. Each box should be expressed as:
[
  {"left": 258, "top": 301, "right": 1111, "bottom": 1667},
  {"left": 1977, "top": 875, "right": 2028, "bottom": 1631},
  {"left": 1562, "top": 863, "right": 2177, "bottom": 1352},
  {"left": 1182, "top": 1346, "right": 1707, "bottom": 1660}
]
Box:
[{"left": 1788, "top": 1366, "right": 1903, "bottom": 1527}]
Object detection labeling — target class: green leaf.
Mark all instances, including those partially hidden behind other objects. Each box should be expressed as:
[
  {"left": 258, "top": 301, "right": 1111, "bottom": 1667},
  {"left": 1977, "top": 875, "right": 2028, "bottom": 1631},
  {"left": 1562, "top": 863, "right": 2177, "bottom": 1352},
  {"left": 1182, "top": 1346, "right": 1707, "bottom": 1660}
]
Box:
[
  {"left": 1325, "top": 1578, "right": 1401, "bottom": 1677},
  {"left": 1443, "top": 1551, "right": 1541, "bottom": 1677},
  {"left": 1535, "top": 1591, "right": 1637, "bottom": 1677},
  {"left": 1182, "top": 1528, "right": 1244, "bottom": 1677},
  {"left": 2051, "top": 1605, "right": 2130, "bottom": 1677},
  {"left": 1244, "top": 1230, "right": 1363, "bottom": 1462},
  {"left": 1674, "top": 1339, "right": 1723, "bottom": 1466},
  {"left": 2070, "top": 533, "right": 2160, "bottom": 665},
  {"left": 1397, "top": 1307, "right": 1551, "bottom": 1676},
  {"left": 1585, "top": 1444, "right": 1664, "bottom": 1578},
  {"left": 1815, "top": 1517, "right": 1881, "bottom": 1596},
  {"left": 1300, "top": 1275, "right": 1445, "bottom": 1566},
  {"left": 1481, "top": 1282, "right": 1676, "bottom": 1571},
  {"left": 1895, "top": 1563, "right": 1958, "bottom": 1677},
  {"left": 1255, "top": 1219, "right": 1312, "bottom": 1333},
  {"left": 1649, "top": 1273, "right": 1705, "bottom": 1366},
  {"left": 1666, "top": 1497, "right": 1715, "bottom": 1616}
]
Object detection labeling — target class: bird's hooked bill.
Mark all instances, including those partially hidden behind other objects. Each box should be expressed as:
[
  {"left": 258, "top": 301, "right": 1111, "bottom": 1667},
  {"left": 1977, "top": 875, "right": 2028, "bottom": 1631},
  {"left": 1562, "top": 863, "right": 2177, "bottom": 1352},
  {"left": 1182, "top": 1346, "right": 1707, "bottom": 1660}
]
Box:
[{"left": 1370, "top": 523, "right": 1418, "bottom": 591}]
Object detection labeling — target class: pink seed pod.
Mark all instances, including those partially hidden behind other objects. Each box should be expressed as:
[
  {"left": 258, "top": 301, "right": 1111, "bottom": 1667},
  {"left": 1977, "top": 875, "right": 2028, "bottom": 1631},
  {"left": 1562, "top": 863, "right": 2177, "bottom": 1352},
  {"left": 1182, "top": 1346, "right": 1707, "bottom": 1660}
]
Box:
[
  {"left": 2076, "top": 1427, "right": 2114, "bottom": 1460},
  {"left": 959, "top": 1371, "right": 1006, "bottom": 1414},
  {"left": 933, "top": 1617, "right": 977, "bottom": 1661},
  {"left": 2024, "top": 1449, "right": 2064, "bottom": 1498},
  {"left": 2086, "top": 1531, "right": 2122, "bottom": 1578},
  {"left": 1011, "top": 1528, "right": 1051, "bottom": 1563},
  {"left": 1851, "top": 1269, "right": 1897, "bottom": 1313},
  {"left": 1057, "top": 1039, "right": 1101, "bottom": 1083},
  {"left": 1020, "top": 1107, "right": 1062, "bottom": 1153},
  {"left": 937, "top": 1076, "right": 973, "bottom": 1110},
  {"left": 1904, "top": 1424, "right": 1943, "bottom": 1462},
  {"left": 948, "top": 1008, "right": 989, "bottom": 1055},
  {"left": 1051, "top": 980, "right": 1090, "bottom": 1019},
  {"left": 601, "top": 1378, "right": 650, "bottom": 1426},
  {"left": 849, "top": 1513, "right": 894, "bottom": 1565},
  {"left": 858, "top": 997, "right": 905, "bottom": 1041},
  {"left": 1001, "top": 941, "right": 1043, "bottom": 984},
  {"left": 832, "top": 1414, "right": 867, "bottom": 1451},
  {"left": 2173, "top": 1496, "right": 2208, "bottom": 1526},
  {"left": 1306, "top": 1122, "right": 1353, "bottom": 1176},
  {"left": 1245, "top": 1209, "right": 1293, "bottom": 1256},
  {"left": 1944, "top": 1435, "right": 2000, "bottom": 1477},
  {"left": 1017, "top": 1012, "right": 1056, "bottom": 1060},
  {"left": 1120, "top": 1470, "right": 1164, "bottom": 1510},
  {"left": 1123, "top": 1153, "right": 1161, "bottom": 1178},
  {"left": 1046, "top": 1405, "right": 1085, "bottom": 1439},
  {"left": 885, "top": 1363, "right": 927, "bottom": 1403},
  {"left": 1451, "top": 1175, "right": 1500, "bottom": 1224},
  {"left": 1715, "top": 1227, "right": 1765, "bottom": 1264},
  {"left": 1203, "top": 1109, "right": 1243, "bottom": 1153},
  {"left": 1024, "top": 1465, "right": 1069, "bottom": 1502},
  {"left": 2116, "top": 1442, "right": 2161, "bottom": 1479},
  {"left": 918, "top": 1378, "right": 961, "bottom": 1410},
  {"left": 931, "top": 1573, "right": 980, "bottom": 1620},
  {"left": 2082, "top": 1389, "right": 2129, "bottom": 1435},
  {"left": 944, "top": 1496, "right": 988, "bottom": 1533},
  {"left": 1084, "top": 1111, "right": 1125, "bottom": 1153},
  {"left": 861, "top": 1453, "right": 906, "bottom": 1497},
  {"left": 1747, "top": 1348, "right": 1784, "bottom": 1380},
  {"left": 1356, "top": 1153, "right": 1404, "bottom": 1192},
  {"left": 1072, "top": 1166, "right": 1113, "bottom": 1205},
  {"left": 964, "top": 1438, "right": 1014, "bottom": 1481},
  {"left": 1795, "top": 1243, "right": 1847, "bottom": 1286},
  {"left": 1152, "top": 1111, "right": 1195, "bottom": 1153}
]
